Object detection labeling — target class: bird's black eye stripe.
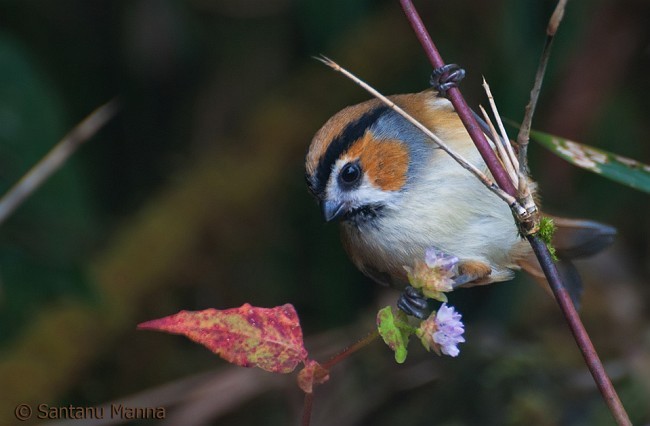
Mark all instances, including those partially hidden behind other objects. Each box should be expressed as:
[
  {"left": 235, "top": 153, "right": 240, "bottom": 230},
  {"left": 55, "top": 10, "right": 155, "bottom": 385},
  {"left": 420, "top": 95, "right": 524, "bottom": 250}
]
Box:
[
  {"left": 311, "top": 105, "right": 389, "bottom": 197},
  {"left": 339, "top": 162, "right": 362, "bottom": 188}
]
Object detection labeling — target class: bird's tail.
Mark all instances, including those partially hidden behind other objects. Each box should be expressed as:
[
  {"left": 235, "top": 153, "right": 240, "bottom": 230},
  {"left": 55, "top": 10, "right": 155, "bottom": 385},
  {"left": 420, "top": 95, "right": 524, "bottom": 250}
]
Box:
[{"left": 518, "top": 216, "right": 617, "bottom": 307}]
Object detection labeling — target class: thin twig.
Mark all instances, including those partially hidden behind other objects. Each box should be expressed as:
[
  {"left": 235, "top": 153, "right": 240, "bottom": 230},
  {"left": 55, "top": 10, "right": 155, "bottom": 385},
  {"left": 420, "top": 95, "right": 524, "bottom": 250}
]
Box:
[
  {"left": 0, "top": 98, "right": 119, "bottom": 225},
  {"left": 315, "top": 56, "right": 523, "bottom": 214},
  {"left": 548, "top": 0, "right": 568, "bottom": 36},
  {"left": 516, "top": 0, "right": 568, "bottom": 174},
  {"left": 478, "top": 106, "right": 519, "bottom": 189},
  {"left": 480, "top": 80, "right": 538, "bottom": 218},
  {"left": 482, "top": 78, "right": 520, "bottom": 173},
  {"left": 398, "top": 0, "right": 517, "bottom": 198}
]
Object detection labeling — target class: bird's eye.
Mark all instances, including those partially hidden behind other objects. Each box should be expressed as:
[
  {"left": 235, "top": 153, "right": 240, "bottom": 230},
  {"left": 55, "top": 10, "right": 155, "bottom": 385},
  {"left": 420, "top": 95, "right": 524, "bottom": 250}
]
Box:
[{"left": 339, "top": 162, "right": 362, "bottom": 186}]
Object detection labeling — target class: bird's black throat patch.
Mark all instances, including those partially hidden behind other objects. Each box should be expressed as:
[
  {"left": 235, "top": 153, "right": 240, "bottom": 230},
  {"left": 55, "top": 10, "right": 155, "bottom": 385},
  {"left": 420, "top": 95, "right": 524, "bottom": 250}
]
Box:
[{"left": 342, "top": 203, "right": 385, "bottom": 226}]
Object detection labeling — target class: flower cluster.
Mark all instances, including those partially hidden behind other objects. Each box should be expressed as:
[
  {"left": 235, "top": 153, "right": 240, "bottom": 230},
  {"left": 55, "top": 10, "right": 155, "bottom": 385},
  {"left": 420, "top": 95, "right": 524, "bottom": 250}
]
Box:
[
  {"left": 418, "top": 303, "right": 465, "bottom": 357},
  {"left": 424, "top": 247, "right": 459, "bottom": 272},
  {"left": 404, "top": 247, "right": 459, "bottom": 302}
]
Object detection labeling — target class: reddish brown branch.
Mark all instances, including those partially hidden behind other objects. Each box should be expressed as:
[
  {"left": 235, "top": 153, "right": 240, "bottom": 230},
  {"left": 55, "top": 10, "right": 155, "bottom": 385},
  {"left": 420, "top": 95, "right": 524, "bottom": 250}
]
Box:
[
  {"left": 398, "top": 0, "right": 517, "bottom": 197},
  {"left": 528, "top": 236, "right": 631, "bottom": 425}
]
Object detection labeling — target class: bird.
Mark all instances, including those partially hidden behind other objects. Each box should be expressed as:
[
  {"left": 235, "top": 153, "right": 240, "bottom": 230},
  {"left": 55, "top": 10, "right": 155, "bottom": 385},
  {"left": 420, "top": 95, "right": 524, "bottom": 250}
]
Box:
[{"left": 305, "top": 84, "right": 615, "bottom": 318}]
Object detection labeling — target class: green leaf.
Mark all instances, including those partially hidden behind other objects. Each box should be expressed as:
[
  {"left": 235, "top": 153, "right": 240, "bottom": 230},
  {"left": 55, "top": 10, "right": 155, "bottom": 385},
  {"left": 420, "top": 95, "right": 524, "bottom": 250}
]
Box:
[
  {"left": 530, "top": 129, "right": 650, "bottom": 193},
  {"left": 376, "top": 306, "right": 412, "bottom": 364}
]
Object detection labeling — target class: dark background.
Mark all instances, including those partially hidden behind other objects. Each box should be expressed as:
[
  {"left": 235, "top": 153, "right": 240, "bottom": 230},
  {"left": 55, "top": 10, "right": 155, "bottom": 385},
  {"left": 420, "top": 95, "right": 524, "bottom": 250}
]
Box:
[{"left": 0, "top": 0, "right": 649, "bottom": 425}]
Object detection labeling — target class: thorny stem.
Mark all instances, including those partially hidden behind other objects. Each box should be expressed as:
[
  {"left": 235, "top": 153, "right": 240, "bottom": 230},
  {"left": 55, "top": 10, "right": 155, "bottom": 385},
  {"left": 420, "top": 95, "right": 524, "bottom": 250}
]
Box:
[
  {"left": 0, "top": 98, "right": 119, "bottom": 226},
  {"left": 517, "top": 0, "right": 568, "bottom": 174},
  {"left": 398, "top": 0, "right": 517, "bottom": 198},
  {"left": 398, "top": 1, "right": 631, "bottom": 424}
]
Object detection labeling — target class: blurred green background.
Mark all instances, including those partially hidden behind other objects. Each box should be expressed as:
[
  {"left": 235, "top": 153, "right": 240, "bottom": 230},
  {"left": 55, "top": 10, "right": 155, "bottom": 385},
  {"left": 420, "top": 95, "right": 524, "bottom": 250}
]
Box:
[{"left": 0, "top": 0, "right": 648, "bottom": 425}]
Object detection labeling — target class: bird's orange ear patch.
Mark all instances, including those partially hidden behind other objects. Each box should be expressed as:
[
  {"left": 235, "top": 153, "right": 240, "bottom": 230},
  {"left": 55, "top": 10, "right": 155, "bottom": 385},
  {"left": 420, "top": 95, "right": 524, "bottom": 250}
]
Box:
[{"left": 346, "top": 135, "right": 409, "bottom": 191}]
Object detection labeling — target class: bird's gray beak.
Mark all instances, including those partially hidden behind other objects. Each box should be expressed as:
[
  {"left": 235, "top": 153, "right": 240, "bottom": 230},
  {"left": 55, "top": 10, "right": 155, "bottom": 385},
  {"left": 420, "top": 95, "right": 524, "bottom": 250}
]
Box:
[{"left": 321, "top": 200, "right": 347, "bottom": 222}]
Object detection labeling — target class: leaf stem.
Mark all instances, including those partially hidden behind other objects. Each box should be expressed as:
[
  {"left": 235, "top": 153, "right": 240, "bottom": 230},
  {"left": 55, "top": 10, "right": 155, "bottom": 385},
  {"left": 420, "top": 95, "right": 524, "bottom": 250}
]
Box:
[
  {"left": 321, "top": 329, "right": 380, "bottom": 370},
  {"left": 301, "top": 391, "right": 314, "bottom": 426}
]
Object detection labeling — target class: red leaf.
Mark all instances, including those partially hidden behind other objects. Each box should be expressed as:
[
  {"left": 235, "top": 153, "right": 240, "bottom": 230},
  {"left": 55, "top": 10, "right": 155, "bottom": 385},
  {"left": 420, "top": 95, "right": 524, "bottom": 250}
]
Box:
[
  {"left": 297, "top": 360, "right": 330, "bottom": 393},
  {"left": 138, "top": 303, "right": 308, "bottom": 373}
]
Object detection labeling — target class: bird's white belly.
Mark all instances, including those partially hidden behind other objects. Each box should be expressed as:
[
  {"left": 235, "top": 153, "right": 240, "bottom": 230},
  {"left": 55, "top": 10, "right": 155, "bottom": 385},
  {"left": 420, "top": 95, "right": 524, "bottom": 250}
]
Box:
[{"left": 343, "top": 167, "right": 523, "bottom": 284}]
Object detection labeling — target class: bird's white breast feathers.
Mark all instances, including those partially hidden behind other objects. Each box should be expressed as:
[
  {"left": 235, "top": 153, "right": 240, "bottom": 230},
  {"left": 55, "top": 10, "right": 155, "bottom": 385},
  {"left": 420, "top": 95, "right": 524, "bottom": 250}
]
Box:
[{"left": 342, "top": 131, "right": 523, "bottom": 285}]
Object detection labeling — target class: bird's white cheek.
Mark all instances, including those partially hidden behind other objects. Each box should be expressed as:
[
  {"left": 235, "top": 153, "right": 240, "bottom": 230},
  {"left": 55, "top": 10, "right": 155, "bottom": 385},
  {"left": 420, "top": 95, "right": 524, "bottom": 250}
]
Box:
[{"left": 326, "top": 175, "right": 400, "bottom": 209}]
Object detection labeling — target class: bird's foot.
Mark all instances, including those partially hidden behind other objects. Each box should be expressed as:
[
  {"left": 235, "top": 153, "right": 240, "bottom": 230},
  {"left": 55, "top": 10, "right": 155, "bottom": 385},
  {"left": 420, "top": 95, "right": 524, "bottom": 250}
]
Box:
[
  {"left": 397, "top": 285, "right": 430, "bottom": 319},
  {"left": 430, "top": 64, "right": 466, "bottom": 98}
]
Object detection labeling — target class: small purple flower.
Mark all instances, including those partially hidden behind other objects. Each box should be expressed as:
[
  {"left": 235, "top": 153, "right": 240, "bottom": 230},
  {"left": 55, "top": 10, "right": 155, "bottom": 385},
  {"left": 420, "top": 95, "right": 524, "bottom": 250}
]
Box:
[
  {"left": 405, "top": 247, "right": 459, "bottom": 302},
  {"left": 424, "top": 247, "right": 459, "bottom": 273},
  {"left": 432, "top": 304, "right": 465, "bottom": 357},
  {"left": 418, "top": 303, "right": 465, "bottom": 357}
]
